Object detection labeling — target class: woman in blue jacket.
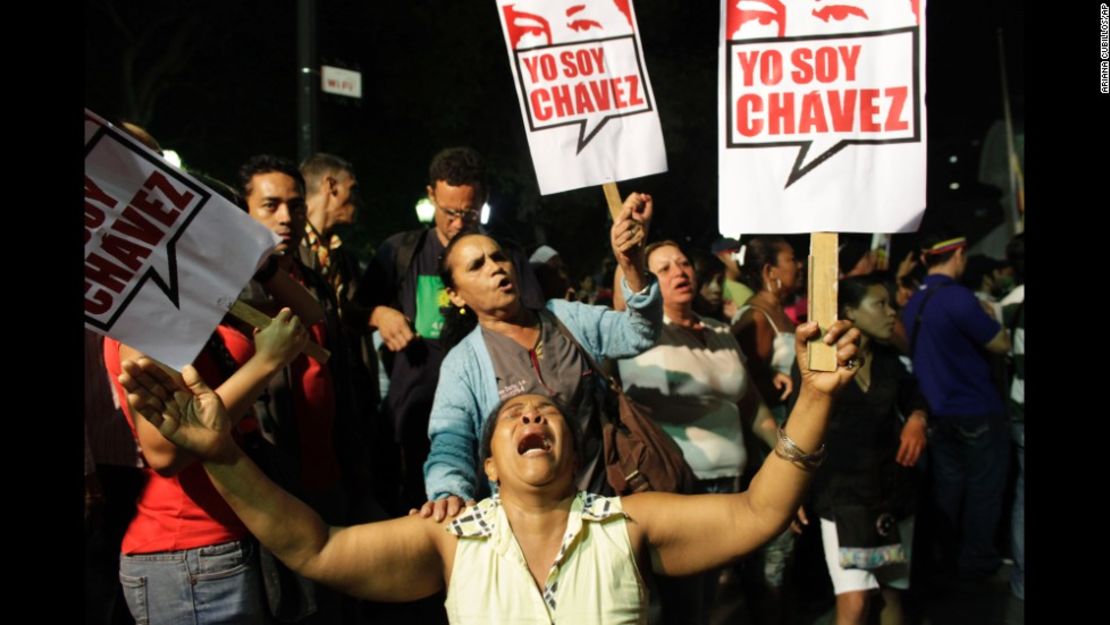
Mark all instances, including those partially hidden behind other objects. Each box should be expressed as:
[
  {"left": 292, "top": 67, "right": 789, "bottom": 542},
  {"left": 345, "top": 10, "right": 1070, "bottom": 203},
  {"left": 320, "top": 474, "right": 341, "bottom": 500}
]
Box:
[{"left": 416, "top": 193, "right": 662, "bottom": 520}]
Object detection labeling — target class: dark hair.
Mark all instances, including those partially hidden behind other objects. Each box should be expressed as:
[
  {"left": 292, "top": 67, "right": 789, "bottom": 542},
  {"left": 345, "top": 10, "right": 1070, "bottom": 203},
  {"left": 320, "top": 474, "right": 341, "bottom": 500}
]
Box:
[
  {"left": 1006, "top": 233, "right": 1024, "bottom": 285},
  {"left": 690, "top": 248, "right": 725, "bottom": 288},
  {"left": 479, "top": 395, "right": 581, "bottom": 463},
  {"left": 918, "top": 230, "right": 965, "bottom": 268},
  {"left": 737, "top": 236, "right": 789, "bottom": 291},
  {"left": 437, "top": 233, "right": 486, "bottom": 350},
  {"left": 837, "top": 235, "right": 871, "bottom": 274},
  {"left": 237, "top": 154, "right": 306, "bottom": 200},
  {"left": 838, "top": 273, "right": 889, "bottom": 318},
  {"left": 299, "top": 153, "right": 354, "bottom": 196},
  {"left": 960, "top": 254, "right": 1003, "bottom": 291},
  {"left": 532, "top": 262, "right": 572, "bottom": 302},
  {"left": 689, "top": 248, "right": 726, "bottom": 320},
  {"left": 428, "top": 147, "right": 486, "bottom": 199}
]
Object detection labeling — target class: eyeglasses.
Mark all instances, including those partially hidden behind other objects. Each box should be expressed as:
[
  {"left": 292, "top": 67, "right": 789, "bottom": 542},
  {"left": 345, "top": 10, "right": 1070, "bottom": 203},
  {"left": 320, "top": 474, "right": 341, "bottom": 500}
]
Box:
[{"left": 437, "top": 204, "right": 480, "bottom": 222}]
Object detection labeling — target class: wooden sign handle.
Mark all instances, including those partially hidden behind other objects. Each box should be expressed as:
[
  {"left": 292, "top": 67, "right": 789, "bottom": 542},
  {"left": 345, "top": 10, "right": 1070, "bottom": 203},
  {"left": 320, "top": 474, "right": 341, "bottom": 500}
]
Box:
[
  {"left": 602, "top": 182, "right": 623, "bottom": 221},
  {"left": 807, "top": 232, "right": 838, "bottom": 372},
  {"left": 229, "top": 300, "right": 331, "bottom": 364}
]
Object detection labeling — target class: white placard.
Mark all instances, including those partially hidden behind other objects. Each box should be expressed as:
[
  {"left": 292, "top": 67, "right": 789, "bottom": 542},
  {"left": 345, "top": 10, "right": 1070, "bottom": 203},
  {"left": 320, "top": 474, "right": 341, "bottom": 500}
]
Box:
[
  {"left": 496, "top": 0, "right": 667, "bottom": 195},
  {"left": 718, "top": 0, "right": 927, "bottom": 234},
  {"left": 84, "top": 110, "right": 279, "bottom": 369}
]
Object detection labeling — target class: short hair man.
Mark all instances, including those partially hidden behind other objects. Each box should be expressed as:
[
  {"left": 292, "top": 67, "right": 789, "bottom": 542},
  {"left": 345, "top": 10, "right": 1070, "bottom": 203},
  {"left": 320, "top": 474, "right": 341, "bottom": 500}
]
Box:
[
  {"left": 355, "top": 147, "right": 544, "bottom": 512},
  {"left": 298, "top": 153, "right": 398, "bottom": 514},
  {"left": 237, "top": 154, "right": 375, "bottom": 620},
  {"left": 298, "top": 153, "right": 361, "bottom": 295},
  {"left": 900, "top": 231, "right": 1011, "bottom": 582}
]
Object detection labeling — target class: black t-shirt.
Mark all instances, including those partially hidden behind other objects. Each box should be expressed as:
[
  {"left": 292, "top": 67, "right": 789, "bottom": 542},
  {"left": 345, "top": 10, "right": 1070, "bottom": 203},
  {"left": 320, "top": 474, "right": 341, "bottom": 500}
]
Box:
[{"left": 799, "top": 344, "right": 925, "bottom": 520}]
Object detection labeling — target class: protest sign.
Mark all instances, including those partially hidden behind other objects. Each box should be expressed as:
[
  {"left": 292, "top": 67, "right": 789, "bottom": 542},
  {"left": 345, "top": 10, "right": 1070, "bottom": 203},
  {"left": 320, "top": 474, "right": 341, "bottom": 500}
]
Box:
[
  {"left": 718, "top": 0, "right": 927, "bottom": 235},
  {"left": 84, "top": 110, "right": 279, "bottom": 369},
  {"left": 496, "top": 0, "right": 667, "bottom": 195}
]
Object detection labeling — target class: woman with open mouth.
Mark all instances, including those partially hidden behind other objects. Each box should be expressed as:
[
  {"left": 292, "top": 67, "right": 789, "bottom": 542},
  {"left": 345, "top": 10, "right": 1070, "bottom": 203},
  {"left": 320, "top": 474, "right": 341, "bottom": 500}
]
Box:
[
  {"left": 415, "top": 191, "right": 663, "bottom": 522},
  {"left": 617, "top": 240, "right": 780, "bottom": 625},
  {"left": 118, "top": 319, "right": 862, "bottom": 625}
]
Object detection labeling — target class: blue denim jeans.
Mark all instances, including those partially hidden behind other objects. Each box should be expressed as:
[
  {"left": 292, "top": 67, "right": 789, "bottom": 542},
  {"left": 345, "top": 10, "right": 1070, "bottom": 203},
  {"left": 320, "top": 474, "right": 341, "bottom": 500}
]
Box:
[
  {"left": 119, "top": 539, "right": 266, "bottom": 625},
  {"left": 929, "top": 415, "right": 1011, "bottom": 577},
  {"left": 1010, "top": 423, "right": 1024, "bottom": 599}
]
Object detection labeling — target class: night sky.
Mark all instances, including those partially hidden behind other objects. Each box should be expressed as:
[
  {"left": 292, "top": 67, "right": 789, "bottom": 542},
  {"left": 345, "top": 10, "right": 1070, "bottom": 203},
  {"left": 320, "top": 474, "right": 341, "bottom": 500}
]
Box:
[{"left": 85, "top": 0, "right": 1024, "bottom": 279}]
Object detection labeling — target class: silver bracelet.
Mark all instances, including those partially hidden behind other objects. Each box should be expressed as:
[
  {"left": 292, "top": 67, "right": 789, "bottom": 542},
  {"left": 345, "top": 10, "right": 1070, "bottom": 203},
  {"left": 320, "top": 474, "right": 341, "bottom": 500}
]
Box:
[{"left": 773, "top": 427, "right": 827, "bottom": 471}]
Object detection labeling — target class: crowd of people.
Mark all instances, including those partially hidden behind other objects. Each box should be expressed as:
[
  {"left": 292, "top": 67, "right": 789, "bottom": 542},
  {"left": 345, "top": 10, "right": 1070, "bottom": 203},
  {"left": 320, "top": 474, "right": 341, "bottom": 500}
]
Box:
[{"left": 85, "top": 127, "right": 1026, "bottom": 625}]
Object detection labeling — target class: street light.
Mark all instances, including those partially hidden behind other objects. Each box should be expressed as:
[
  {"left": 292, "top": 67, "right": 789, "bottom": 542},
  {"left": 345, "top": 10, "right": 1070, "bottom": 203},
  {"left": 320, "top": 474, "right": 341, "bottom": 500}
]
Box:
[
  {"left": 415, "top": 197, "right": 435, "bottom": 224},
  {"left": 163, "top": 149, "right": 183, "bottom": 169}
]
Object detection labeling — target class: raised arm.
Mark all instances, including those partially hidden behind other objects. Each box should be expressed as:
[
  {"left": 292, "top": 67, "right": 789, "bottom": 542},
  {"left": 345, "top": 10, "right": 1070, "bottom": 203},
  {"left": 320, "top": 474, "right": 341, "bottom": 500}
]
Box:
[
  {"left": 119, "top": 359, "right": 453, "bottom": 601},
  {"left": 611, "top": 192, "right": 652, "bottom": 292},
  {"left": 622, "top": 320, "right": 860, "bottom": 577},
  {"left": 114, "top": 308, "right": 308, "bottom": 477},
  {"left": 608, "top": 188, "right": 648, "bottom": 310}
]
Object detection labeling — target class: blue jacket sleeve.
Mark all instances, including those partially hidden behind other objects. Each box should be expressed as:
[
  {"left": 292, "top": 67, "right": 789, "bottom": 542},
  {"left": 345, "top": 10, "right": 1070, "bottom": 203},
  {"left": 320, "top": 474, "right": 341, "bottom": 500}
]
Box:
[
  {"left": 423, "top": 342, "right": 485, "bottom": 501},
  {"left": 548, "top": 275, "right": 662, "bottom": 361}
]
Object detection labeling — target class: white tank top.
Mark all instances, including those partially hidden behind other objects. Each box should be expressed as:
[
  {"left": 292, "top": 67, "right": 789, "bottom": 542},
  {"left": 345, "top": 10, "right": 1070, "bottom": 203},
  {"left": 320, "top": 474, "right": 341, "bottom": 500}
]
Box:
[{"left": 737, "top": 304, "right": 796, "bottom": 377}]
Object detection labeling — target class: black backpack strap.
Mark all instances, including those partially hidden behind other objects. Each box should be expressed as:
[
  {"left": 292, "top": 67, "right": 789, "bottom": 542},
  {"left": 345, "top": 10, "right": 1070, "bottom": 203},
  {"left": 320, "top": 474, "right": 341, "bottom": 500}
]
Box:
[
  {"left": 909, "top": 283, "right": 951, "bottom": 358},
  {"left": 392, "top": 229, "right": 425, "bottom": 299}
]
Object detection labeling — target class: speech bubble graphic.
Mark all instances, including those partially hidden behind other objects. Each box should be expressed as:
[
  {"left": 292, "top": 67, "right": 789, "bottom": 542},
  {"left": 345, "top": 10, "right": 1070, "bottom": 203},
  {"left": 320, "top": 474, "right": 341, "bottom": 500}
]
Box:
[
  {"left": 725, "top": 28, "right": 920, "bottom": 188},
  {"left": 84, "top": 124, "right": 209, "bottom": 332},
  {"left": 514, "top": 34, "right": 654, "bottom": 154}
]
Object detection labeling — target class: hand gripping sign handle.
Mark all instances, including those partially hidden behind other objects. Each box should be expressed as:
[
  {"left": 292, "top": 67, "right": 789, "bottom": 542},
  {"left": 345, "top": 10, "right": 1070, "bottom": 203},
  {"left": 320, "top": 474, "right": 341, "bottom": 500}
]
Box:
[
  {"left": 229, "top": 300, "right": 331, "bottom": 364},
  {"left": 807, "top": 232, "right": 838, "bottom": 372},
  {"left": 602, "top": 182, "right": 624, "bottom": 221}
]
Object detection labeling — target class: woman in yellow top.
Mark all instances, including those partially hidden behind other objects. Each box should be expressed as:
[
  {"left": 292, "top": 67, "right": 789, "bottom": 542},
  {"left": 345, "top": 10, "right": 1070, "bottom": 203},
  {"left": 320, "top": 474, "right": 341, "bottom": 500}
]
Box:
[{"left": 118, "top": 320, "right": 861, "bottom": 625}]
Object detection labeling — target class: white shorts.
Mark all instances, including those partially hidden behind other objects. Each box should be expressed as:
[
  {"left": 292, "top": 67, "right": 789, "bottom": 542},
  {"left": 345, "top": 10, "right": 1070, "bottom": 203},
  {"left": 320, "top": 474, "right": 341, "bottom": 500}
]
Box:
[{"left": 819, "top": 516, "right": 914, "bottom": 595}]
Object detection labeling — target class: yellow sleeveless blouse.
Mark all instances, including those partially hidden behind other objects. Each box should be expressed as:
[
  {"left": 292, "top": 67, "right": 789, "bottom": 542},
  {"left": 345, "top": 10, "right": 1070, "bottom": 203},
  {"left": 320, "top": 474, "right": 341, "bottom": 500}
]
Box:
[{"left": 444, "top": 492, "right": 646, "bottom": 625}]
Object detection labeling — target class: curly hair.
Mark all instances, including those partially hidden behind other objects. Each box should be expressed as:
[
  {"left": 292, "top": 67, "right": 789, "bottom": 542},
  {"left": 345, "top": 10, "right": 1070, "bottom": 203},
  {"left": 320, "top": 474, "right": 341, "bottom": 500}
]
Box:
[{"left": 428, "top": 147, "right": 486, "bottom": 198}]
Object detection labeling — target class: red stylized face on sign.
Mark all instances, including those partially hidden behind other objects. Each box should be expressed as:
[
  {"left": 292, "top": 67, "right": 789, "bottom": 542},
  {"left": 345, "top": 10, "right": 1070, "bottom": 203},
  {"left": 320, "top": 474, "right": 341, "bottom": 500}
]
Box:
[
  {"left": 727, "top": 0, "right": 920, "bottom": 40},
  {"left": 503, "top": 0, "right": 634, "bottom": 49}
]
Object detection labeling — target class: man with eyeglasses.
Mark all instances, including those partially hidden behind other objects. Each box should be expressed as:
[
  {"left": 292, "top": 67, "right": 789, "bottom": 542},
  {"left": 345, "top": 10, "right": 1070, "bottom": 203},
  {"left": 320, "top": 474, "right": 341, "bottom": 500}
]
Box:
[{"left": 357, "top": 147, "right": 543, "bottom": 515}]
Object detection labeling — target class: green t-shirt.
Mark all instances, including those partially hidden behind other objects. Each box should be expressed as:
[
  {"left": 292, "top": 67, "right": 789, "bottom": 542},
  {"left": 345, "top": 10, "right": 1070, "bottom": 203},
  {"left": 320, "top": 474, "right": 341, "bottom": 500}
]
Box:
[
  {"left": 723, "top": 278, "right": 753, "bottom": 307},
  {"left": 414, "top": 274, "right": 449, "bottom": 339}
]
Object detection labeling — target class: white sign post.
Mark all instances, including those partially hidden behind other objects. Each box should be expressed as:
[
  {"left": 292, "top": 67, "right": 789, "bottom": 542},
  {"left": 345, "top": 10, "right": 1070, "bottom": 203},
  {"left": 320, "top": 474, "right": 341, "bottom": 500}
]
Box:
[
  {"left": 496, "top": 0, "right": 667, "bottom": 197},
  {"left": 84, "top": 110, "right": 279, "bottom": 369}
]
